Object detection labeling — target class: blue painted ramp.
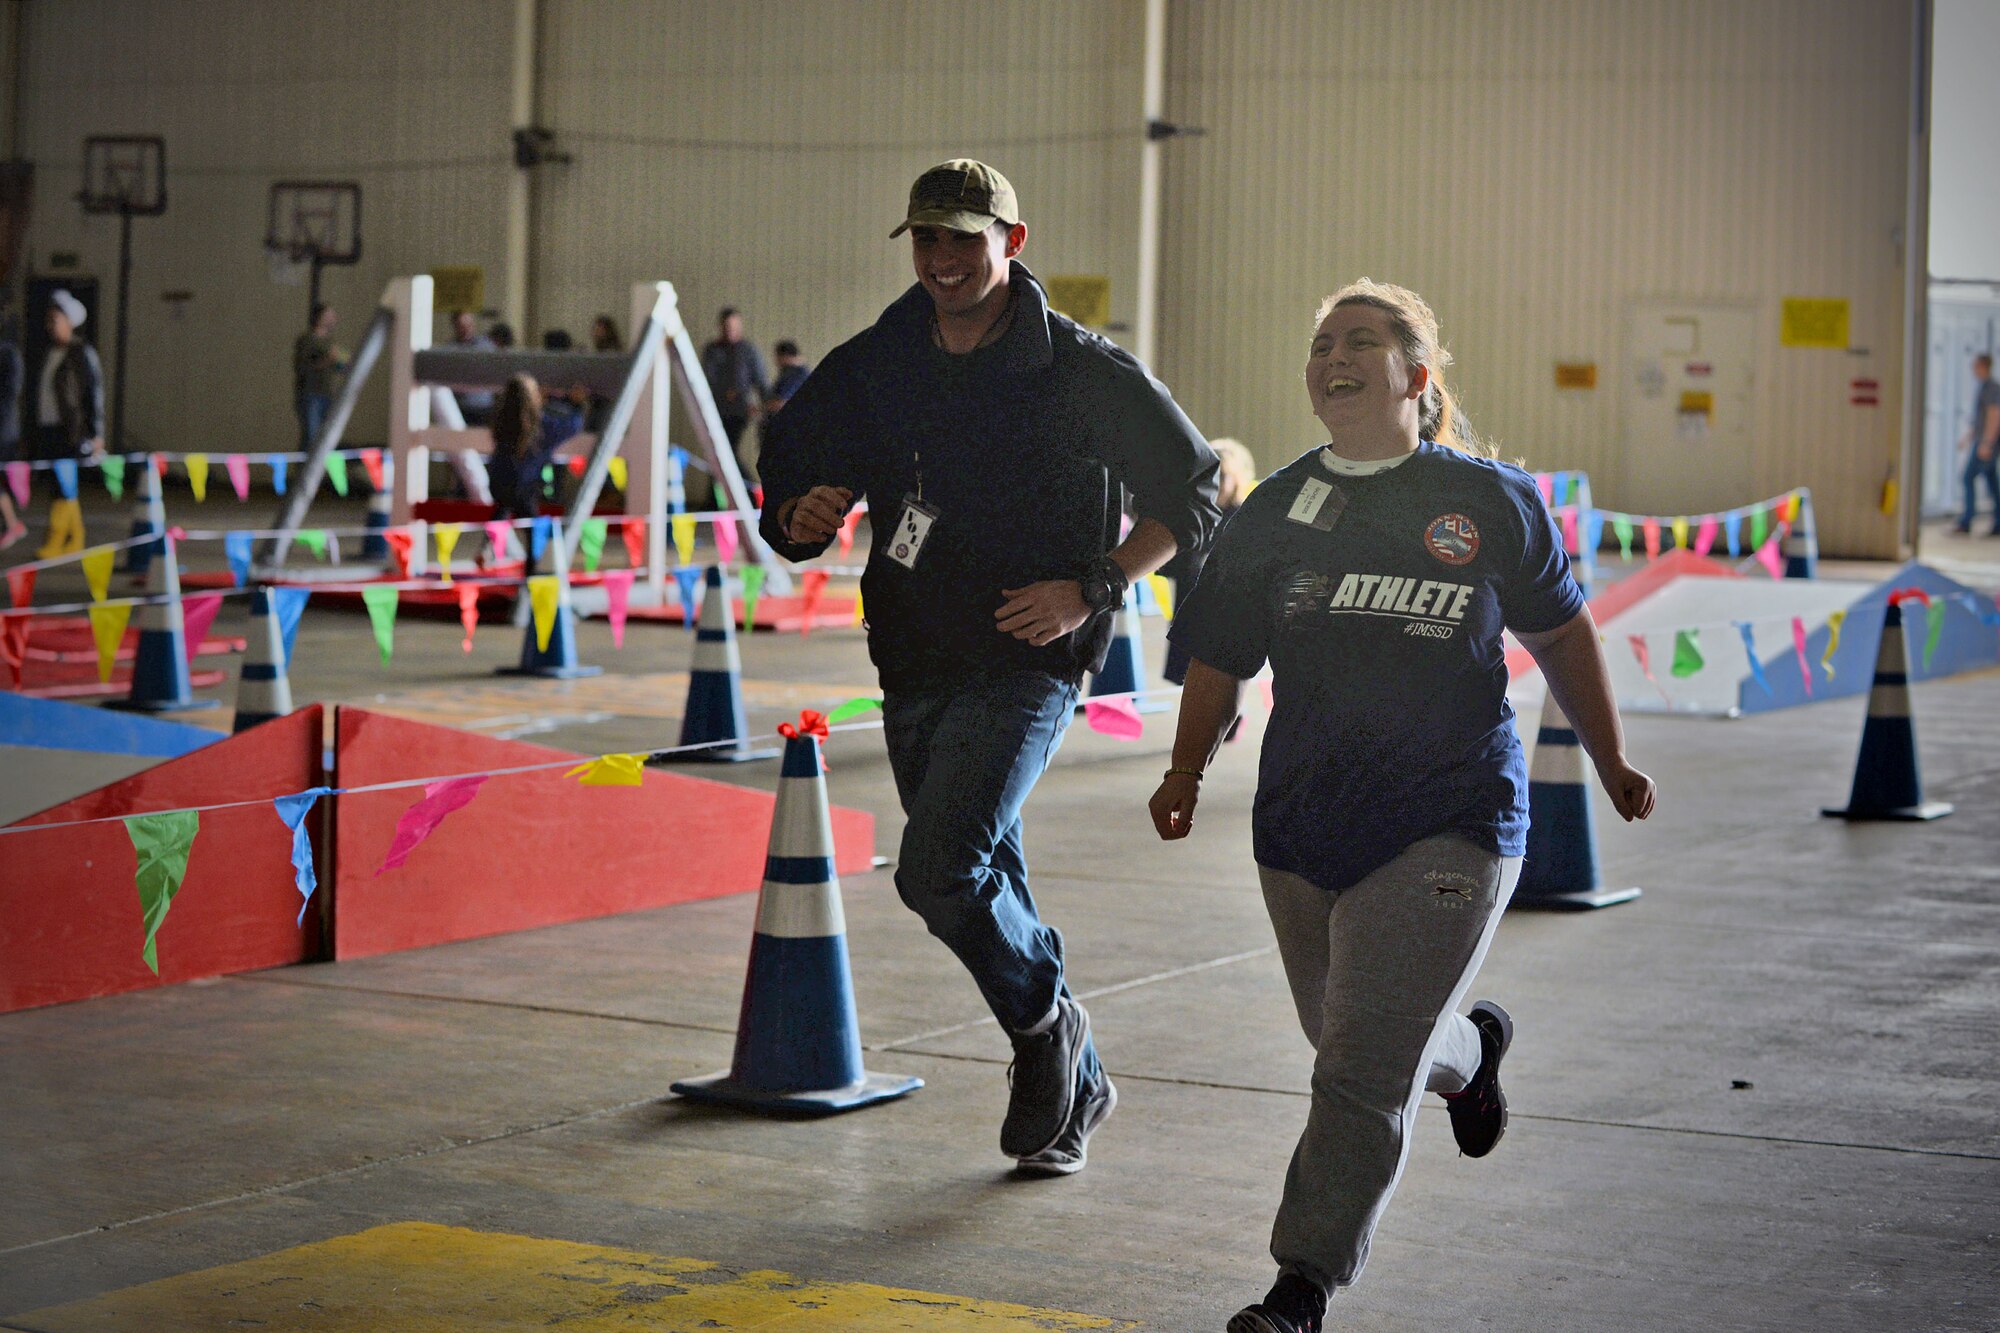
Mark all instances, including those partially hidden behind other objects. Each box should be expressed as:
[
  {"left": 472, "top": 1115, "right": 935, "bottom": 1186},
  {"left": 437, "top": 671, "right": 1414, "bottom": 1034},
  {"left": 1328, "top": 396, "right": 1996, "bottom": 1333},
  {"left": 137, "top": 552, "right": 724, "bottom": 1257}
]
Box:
[
  {"left": 1738, "top": 562, "right": 2000, "bottom": 714},
  {"left": 0, "top": 692, "right": 223, "bottom": 757}
]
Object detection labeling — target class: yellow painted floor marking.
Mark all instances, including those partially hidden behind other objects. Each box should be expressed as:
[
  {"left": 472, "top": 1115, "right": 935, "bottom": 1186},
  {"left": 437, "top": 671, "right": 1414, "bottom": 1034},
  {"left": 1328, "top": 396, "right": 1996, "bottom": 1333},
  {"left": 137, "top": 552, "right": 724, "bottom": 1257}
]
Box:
[{"left": 13, "top": 1221, "right": 1136, "bottom": 1331}]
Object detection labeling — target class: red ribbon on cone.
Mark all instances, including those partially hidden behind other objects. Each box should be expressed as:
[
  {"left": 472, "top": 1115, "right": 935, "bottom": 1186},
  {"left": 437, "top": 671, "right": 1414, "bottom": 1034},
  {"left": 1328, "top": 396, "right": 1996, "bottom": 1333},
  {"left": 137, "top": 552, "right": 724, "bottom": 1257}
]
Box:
[
  {"left": 778, "top": 708, "right": 830, "bottom": 741},
  {"left": 1887, "top": 586, "right": 1930, "bottom": 608}
]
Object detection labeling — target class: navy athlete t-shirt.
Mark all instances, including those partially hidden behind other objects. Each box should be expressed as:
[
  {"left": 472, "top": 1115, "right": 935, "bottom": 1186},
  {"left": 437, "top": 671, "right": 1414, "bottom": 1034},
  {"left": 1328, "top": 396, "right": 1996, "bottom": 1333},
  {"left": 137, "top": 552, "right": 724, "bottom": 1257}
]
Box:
[{"left": 1168, "top": 441, "right": 1585, "bottom": 892}]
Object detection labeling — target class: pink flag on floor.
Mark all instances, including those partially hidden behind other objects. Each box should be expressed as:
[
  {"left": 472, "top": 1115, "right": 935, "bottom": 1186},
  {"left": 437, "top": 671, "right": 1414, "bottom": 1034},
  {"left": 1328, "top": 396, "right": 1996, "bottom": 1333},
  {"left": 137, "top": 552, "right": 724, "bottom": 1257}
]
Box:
[
  {"left": 225, "top": 454, "right": 251, "bottom": 501},
  {"left": 1084, "top": 696, "right": 1144, "bottom": 740},
  {"left": 1754, "top": 534, "right": 1784, "bottom": 579},
  {"left": 376, "top": 776, "right": 488, "bottom": 876},
  {"left": 602, "top": 569, "right": 633, "bottom": 648},
  {"left": 714, "top": 516, "right": 738, "bottom": 567},
  {"left": 1693, "top": 515, "right": 1718, "bottom": 557},
  {"left": 180, "top": 594, "right": 225, "bottom": 666}
]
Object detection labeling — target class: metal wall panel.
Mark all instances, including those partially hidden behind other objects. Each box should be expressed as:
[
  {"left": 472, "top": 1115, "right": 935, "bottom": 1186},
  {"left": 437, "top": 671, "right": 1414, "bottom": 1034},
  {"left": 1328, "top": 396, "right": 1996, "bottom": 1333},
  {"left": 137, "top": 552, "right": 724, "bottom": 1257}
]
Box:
[
  {"left": 17, "top": 0, "right": 513, "bottom": 456},
  {"left": 1158, "top": 0, "right": 1917, "bottom": 556}
]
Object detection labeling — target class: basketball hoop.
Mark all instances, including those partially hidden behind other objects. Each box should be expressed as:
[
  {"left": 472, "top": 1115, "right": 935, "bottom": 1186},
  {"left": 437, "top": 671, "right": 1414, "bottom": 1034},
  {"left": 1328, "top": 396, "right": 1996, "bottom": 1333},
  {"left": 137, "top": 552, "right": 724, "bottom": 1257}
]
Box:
[
  {"left": 265, "top": 243, "right": 309, "bottom": 287},
  {"left": 265, "top": 181, "right": 360, "bottom": 316}
]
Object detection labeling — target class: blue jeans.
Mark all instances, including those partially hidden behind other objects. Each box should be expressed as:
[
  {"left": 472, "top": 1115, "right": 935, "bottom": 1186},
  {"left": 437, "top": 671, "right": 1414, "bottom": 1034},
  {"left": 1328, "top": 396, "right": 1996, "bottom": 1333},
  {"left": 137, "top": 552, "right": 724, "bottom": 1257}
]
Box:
[
  {"left": 881, "top": 670, "right": 1101, "bottom": 1082},
  {"left": 297, "top": 393, "right": 330, "bottom": 452},
  {"left": 1961, "top": 447, "right": 1999, "bottom": 531}
]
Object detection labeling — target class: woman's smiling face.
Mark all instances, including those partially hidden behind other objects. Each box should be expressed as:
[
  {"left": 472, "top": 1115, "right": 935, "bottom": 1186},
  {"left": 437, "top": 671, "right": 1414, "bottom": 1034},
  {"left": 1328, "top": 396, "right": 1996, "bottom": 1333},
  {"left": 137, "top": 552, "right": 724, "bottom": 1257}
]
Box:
[{"left": 1305, "top": 302, "right": 1427, "bottom": 439}]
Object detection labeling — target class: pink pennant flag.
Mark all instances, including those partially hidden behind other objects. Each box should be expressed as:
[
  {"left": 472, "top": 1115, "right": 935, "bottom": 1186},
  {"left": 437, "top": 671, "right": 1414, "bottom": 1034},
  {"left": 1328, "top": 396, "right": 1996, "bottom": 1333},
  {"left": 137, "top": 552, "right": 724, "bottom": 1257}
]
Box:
[
  {"left": 714, "top": 516, "right": 739, "bottom": 567},
  {"left": 1790, "top": 616, "right": 1813, "bottom": 697},
  {"left": 620, "top": 517, "right": 647, "bottom": 569},
  {"left": 180, "top": 594, "right": 225, "bottom": 666},
  {"left": 797, "top": 568, "right": 830, "bottom": 637},
  {"left": 1694, "top": 515, "right": 1718, "bottom": 557},
  {"left": 1628, "top": 633, "right": 1671, "bottom": 707},
  {"left": 1084, "top": 696, "right": 1144, "bottom": 740},
  {"left": 1754, "top": 534, "right": 1784, "bottom": 579},
  {"left": 375, "top": 776, "right": 487, "bottom": 876},
  {"left": 456, "top": 583, "right": 479, "bottom": 653},
  {"left": 602, "top": 568, "right": 633, "bottom": 648},
  {"left": 155, "top": 454, "right": 169, "bottom": 477},
  {"left": 5, "top": 566, "right": 35, "bottom": 609},
  {"left": 838, "top": 506, "right": 864, "bottom": 557},
  {"left": 482, "top": 520, "right": 512, "bottom": 567},
  {"left": 1560, "top": 507, "right": 1580, "bottom": 554},
  {"left": 1641, "top": 518, "right": 1661, "bottom": 560},
  {"left": 1259, "top": 677, "right": 1275, "bottom": 712},
  {"left": 1536, "top": 473, "right": 1554, "bottom": 505},
  {"left": 4, "top": 460, "right": 27, "bottom": 507},
  {"left": 359, "top": 448, "right": 385, "bottom": 492},
  {"left": 225, "top": 454, "right": 251, "bottom": 501}
]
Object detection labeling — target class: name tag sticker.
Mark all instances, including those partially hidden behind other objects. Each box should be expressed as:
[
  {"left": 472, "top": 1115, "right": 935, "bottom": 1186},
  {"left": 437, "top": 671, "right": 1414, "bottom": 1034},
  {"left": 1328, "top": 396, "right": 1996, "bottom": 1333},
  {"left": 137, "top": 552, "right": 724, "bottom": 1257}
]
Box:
[
  {"left": 1286, "top": 477, "right": 1347, "bottom": 532},
  {"left": 887, "top": 494, "right": 940, "bottom": 570}
]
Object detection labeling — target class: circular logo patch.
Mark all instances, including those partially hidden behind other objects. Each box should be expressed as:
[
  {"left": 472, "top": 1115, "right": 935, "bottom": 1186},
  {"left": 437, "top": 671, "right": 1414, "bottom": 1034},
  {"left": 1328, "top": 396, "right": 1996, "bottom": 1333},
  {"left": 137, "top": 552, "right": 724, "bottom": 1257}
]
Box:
[{"left": 1424, "top": 513, "right": 1480, "bottom": 565}]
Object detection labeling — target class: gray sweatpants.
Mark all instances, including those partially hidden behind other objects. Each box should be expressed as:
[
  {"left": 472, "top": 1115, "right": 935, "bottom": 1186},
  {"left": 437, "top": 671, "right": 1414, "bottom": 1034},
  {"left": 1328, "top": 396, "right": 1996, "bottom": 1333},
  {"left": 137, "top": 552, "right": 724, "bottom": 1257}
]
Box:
[{"left": 1259, "top": 832, "right": 1522, "bottom": 1294}]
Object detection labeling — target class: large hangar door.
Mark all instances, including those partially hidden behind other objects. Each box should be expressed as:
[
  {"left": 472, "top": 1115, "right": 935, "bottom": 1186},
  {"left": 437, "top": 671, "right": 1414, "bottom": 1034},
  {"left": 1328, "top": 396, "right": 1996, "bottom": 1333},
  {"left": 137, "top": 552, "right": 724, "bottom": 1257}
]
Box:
[{"left": 1621, "top": 304, "right": 1757, "bottom": 516}]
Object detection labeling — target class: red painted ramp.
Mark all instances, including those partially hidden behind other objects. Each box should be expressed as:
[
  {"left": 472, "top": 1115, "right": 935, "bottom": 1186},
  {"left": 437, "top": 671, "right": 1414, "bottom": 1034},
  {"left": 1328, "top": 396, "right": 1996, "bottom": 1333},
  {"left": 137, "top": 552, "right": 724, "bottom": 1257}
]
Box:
[
  {"left": 331, "top": 708, "right": 878, "bottom": 960},
  {"left": 0, "top": 706, "right": 326, "bottom": 1014}
]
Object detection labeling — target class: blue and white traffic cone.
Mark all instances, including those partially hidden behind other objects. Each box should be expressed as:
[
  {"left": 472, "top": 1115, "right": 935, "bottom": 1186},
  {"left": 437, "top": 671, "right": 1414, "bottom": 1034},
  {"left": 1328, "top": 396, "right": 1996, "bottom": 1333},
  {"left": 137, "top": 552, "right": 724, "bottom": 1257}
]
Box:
[
  {"left": 1782, "top": 491, "right": 1818, "bottom": 580},
  {"left": 663, "top": 565, "right": 776, "bottom": 762},
  {"left": 499, "top": 519, "right": 602, "bottom": 680},
  {"left": 232, "top": 586, "right": 294, "bottom": 732},
  {"left": 122, "top": 454, "right": 166, "bottom": 577},
  {"left": 1822, "top": 601, "right": 1952, "bottom": 821},
  {"left": 108, "top": 531, "right": 218, "bottom": 713},
  {"left": 361, "top": 453, "right": 394, "bottom": 560},
  {"left": 1513, "top": 695, "right": 1638, "bottom": 910},
  {"left": 1087, "top": 586, "right": 1169, "bottom": 713},
  {"left": 672, "top": 722, "right": 923, "bottom": 1115}
]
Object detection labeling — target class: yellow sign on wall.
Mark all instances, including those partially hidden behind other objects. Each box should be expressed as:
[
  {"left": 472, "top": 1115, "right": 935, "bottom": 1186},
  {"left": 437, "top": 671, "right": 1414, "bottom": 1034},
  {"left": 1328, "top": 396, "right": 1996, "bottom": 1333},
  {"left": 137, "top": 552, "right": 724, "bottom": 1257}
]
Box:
[
  {"left": 1045, "top": 275, "right": 1112, "bottom": 327},
  {"left": 1554, "top": 362, "right": 1597, "bottom": 390},
  {"left": 1780, "top": 298, "right": 1849, "bottom": 349},
  {"left": 431, "top": 266, "right": 486, "bottom": 314}
]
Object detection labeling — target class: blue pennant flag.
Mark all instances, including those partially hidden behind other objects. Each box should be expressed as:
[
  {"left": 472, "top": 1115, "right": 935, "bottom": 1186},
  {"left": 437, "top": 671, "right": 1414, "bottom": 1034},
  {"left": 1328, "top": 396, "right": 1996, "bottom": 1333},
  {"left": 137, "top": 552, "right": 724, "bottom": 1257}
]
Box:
[
  {"left": 273, "top": 787, "right": 334, "bottom": 926},
  {"left": 52, "top": 458, "right": 78, "bottom": 500},
  {"left": 1723, "top": 511, "right": 1742, "bottom": 557},
  {"left": 1735, "top": 621, "right": 1770, "bottom": 696},
  {"left": 673, "top": 564, "right": 702, "bottom": 627},
  {"left": 270, "top": 457, "right": 288, "bottom": 496},
  {"left": 1584, "top": 510, "right": 1605, "bottom": 555},
  {"left": 225, "top": 532, "right": 254, "bottom": 587},
  {"left": 272, "top": 587, "right": 311, "bottom": 666},
  {"left": 530, "top": 516, "right": 553, "bottom": 562}
]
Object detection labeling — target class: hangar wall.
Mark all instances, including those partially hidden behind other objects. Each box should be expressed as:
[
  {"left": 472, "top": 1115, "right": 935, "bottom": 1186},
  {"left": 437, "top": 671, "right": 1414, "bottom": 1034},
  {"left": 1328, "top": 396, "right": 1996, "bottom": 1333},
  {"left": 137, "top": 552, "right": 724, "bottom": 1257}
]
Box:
[{"left": 16, "top": 0, "right": 1918, "bottom": 557}]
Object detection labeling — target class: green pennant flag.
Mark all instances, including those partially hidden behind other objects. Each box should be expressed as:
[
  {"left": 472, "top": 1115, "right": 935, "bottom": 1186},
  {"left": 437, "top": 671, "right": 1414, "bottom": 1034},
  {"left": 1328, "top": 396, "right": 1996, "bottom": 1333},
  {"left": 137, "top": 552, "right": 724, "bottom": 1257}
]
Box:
[
  {"left": 297, "top": 529, "right": 329, "bottom": 560},
  {"left": 100, "top": 454, "right": 126, "bottom": 500},
  {"left": 1611, "top": 515, "right": 1634, "bottom": 560},
  {"left": 126, "top": 809, "right": 199, "bottom": 974},
  {"left": 739, "top": 564, "right": 767, "bottom": 631},
  {"left": 1749, "top": 505, "right": 1767, "bottom": 550},
  {"left": 361, "top": 585, "right": 399, "bottom": 663},
  {"left": 326, "top": 453, "right": 350, "bottom": 497},
  {"left": 579, "top": 518, "right": 608, "bottom": 574},
  {"left": 1924, "top": 598, "right": 1946, "bottom": 670},
  {"left": 1670, "top": 628, "right": 1704, "bottom": 678},
  {"left": 827, "top": 696, "right": 884, "bottom": 725}
]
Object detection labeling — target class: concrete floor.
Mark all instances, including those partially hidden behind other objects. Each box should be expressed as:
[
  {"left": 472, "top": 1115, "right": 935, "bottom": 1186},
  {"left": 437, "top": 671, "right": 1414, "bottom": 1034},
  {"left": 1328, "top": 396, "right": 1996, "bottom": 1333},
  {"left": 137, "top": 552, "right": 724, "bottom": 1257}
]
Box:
[{"left": 2, "top": 491, "right": 1998, "bottom": 1330}]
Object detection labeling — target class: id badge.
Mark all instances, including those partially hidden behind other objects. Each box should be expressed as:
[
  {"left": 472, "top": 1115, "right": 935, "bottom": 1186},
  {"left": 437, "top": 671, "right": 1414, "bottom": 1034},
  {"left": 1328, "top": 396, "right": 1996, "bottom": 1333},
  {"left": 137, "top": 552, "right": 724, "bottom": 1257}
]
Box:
[
  {"left": 1286, "top": 476, "right": 1348, "bottom": 532},
  {"left": 887, "top": 494, "right": 940, "bottom": 570}
]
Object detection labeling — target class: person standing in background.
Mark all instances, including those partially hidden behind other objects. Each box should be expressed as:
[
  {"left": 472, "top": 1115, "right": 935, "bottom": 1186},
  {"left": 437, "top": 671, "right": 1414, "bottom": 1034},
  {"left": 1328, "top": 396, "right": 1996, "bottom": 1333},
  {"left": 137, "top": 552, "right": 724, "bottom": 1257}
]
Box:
[
  {"left": 451, "top": 311, "right": 497, "bottom": 427},
  {"left": 585, "top": 314, "right": 623, "bottom": 436},
  {"left": 0, "top": 308, "right": 25, "bottom": 549},
  {"left": 701, "top": 306, "right": 768, "bottom": 494},
  {"left": 756, "top": 339, "right": 811, "bottom": 462},
  {"left": 1954, "top": 352, "right": 1999, "bottom": 536},
  {"left": 33, "top": 289, "right": 102, "bottom": 558},
  {"left": 292, "top": 302, "right": 346, "bottom": 453}
]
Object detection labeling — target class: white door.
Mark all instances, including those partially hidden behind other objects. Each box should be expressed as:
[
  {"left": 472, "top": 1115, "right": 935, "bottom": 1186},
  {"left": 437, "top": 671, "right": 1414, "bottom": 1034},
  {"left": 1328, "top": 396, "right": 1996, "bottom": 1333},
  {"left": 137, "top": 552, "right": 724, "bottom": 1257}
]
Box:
[{"left": 1621, "top": 303, "right": 1758, "bottom": 516}]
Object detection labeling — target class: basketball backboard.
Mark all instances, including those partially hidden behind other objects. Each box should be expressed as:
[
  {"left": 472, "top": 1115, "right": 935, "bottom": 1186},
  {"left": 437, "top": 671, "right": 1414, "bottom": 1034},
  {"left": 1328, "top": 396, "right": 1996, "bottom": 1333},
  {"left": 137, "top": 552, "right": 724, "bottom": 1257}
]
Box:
[
  {"left": 266, "top": 181, "right": 361, "bottom": 265},
  {"left": 81, "top": 136, "right": 166, "bottom": 216}
]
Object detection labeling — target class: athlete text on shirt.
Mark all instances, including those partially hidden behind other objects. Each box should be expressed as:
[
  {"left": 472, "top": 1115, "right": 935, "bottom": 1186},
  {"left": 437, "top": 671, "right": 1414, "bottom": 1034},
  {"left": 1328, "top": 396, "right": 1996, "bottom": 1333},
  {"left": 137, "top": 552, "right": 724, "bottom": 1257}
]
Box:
[{"left": 1325, "top": 572, "right": 1475, "bottom": 622}]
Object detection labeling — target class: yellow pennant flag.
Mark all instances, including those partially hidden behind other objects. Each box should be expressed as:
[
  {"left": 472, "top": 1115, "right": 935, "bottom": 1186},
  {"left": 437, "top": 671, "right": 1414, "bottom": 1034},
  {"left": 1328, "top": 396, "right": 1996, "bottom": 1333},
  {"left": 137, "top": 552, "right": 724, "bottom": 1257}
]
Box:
[
  {"left": 852, "top": 588, "right": 865, "bottom": 626},
  {"left": 186, "top": 454, "right": 210, "bottom": 502},
  {"left": 1821, "top": 609, "right": 1845, "bottom": 678},
  {"left": 670, "top": 514, "right": 697, "bottom": 566},
  {"left": 1670, "top": 516, "right": 1689, "bottom": 550},
  {"left": 528, "top": 574, "right": 560, "bottom": 651},
  {"left": 1147, "top": 572, "right": 1175, "bottom": 620},
  {"left": 88, "top": 602, "right": 133, "bottom": 682},
  {"left": 434, "top": 523, "right": 463, "bottom": 584},
  {"left": 81, "top": 546, "right": 116, "bottom": 603},
  {"left": 1784, "top": 492, "right": 1801, "bottom": 524},
  {"left": 607, "top": 457, "right": 628, "bottom": 491},
  {"left": 564, "top": 753, "right": 646, "bottom": 786}
]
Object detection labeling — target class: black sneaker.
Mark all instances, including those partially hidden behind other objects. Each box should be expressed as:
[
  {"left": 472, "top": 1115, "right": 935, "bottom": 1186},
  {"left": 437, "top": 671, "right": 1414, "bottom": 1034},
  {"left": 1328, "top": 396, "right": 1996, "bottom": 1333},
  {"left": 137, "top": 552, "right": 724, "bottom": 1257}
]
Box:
[
  {"left": 1014, "top": 1072, "right": 1116, "bottom": 1177},
  {"left": 1442, "top": 999, "right": 1514, "bottom": 1158},
  {"left": 1001, "top": 996, "right": 1089, "bottom": 1158},
  {"left": 1226, "top": 1273, "right": 1326, "bottom": 1333}
]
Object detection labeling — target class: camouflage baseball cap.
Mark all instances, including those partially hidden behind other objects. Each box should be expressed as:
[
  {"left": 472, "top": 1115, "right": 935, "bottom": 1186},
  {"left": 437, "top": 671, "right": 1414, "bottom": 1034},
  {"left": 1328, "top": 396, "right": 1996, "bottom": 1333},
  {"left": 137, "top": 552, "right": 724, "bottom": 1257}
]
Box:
[{"left": 889, "top": 159, "right": 1020, "bottom": 238}]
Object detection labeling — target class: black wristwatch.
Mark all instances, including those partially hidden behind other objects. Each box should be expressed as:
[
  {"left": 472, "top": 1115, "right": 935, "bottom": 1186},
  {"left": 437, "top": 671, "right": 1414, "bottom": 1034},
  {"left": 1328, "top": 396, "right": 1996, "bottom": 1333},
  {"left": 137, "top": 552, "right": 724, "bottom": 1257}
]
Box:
[{"left": 1078, "top": 555, "right": 1130, "bottom": 614}]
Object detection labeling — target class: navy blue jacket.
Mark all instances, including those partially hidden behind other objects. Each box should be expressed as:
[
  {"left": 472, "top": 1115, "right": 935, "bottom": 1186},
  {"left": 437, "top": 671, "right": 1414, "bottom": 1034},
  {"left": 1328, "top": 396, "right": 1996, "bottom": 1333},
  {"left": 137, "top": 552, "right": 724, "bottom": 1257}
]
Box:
[{"left": 758, "top": 263, "right": 1219, "bottom": 689}]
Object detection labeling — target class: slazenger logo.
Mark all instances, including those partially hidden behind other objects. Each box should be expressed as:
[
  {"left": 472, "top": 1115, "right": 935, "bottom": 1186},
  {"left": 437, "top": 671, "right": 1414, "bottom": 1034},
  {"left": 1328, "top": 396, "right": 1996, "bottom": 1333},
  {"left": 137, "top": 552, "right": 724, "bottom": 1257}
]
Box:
[{"left": 1424, "top": 513, "right": 1480, "bottom": 565}]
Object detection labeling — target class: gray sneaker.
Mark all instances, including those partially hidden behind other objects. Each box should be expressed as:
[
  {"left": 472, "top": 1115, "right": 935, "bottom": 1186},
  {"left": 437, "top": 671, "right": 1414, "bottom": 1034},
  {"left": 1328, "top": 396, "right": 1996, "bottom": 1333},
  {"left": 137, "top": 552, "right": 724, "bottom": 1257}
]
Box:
[
  {"left": 1001, "top": 996, "right": 1089, "bottom": 1158},
  {"left": 1015, "top": 1072, "right": 1117, "bottom": 1177}
]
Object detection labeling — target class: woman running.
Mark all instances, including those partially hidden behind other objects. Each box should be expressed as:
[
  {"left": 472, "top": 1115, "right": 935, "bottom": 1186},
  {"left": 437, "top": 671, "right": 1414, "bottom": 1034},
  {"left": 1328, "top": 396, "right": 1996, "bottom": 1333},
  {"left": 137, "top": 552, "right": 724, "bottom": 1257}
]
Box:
[{"left": 1151, "top": 280, "right": 1655, "bottom": 1332}]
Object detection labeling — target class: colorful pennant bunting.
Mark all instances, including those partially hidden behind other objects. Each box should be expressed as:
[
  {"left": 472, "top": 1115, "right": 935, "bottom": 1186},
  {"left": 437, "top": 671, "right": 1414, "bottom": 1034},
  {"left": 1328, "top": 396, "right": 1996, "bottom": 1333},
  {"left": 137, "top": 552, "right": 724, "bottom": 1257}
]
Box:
[
  {"left": 270, "top": 457, "right": 288, "bottom": 496},
  {"left": 1822, "top": 610, "right": 1845, "bottom": 678},
  {"left": 607, "top": 456, "right": 628, "bottom": 492},
  {"left": 185, "top": 454, "right": 210, "bottom": 502},
  {"left": 670, "top": 514, "right": 696, "bottom": 566},
  {"left": 375, "top": 777, "right": 487, "bottom": 876},
  {"left": 226, "top": 454, "right": 251, "bottom": 501},
  {"left": 52, "top": 458, "right": 78, "bottom": 499},
  {"left": 5, "top": 460, "right": 30, "bottom": 506},
  {"left": 100, "top": 454, "right": 126, "bottom": 500},
  {"left": 6, "top": 566, "right": 35, "bottom": 609},
  {"left": 1670, "top": 628, "right": 1703, "bottom": 678},
  {"left": 126, "top": 809, "right": 199, "bottom": 974},
  {"left": 1736, "top": 621, "right": 1770, "bottom": 696},
  {"left": 1694, "top": 514, "right": 1718, "bottom": 557},
  {"left": 1612, "top": 515, "right": 1633, "bottom": 559},
  {"left": 1754, "top": 535, "right": 1784, "bottom": 580},
  {"left": 602, "top": 569, "right": 633, "bottom": 648},
  {"left": 1641, "top": 518, "right": 1661, "bottom": 560},
  {"left": 797, "top": 569, "right": 830, "bottom": 636},
  {"left": 326, "top": 453, "right": 350, "bottom": 497},
  {"left": 88, "top": 602, "right": 133, "bottom": 682},
  {"left": 273, "top": 789, "right": 331, "bottom": 926},
  {"left": 739, "top": 565, "right": 767, "bottom": 631},
  {"left": 565, "top": 754, "right": 646, "bottom": 787},
  {"left": 714, "top": 517, "right": 739, "bottom": 567},
  {"left": 1924, "top": 599, "right": 1946, "bottom": 670},
  {"left": 181, "top": 594, "right": 224, "bottom": 667},
  {"left": 457, "top": 583, "right": 479, "bottom": 653},
  {"left": 527, "top": 575, "right": 560, "bottom": 651},
  {"left": 297, "top": 528, "right": 329, "bottom": 560},
  {"left": 360, "top": 585, "right": 398, "bottom": 663},
  {"left": 225, "top": 531, "right": 254, "bottom": 587},
  {"left": 672, "top": 564, "right": 701, "bottom": 626},
  {"left": 273, "top": 587, "right": 310, "bottom": 666},
  {"left": 1790, "top": 616, "right": 1812, "bottom": 696},
  {"left": 81, "top": 547, "right": 115, "bottom": 603},
  {"left": 827, "top": 697, "right": 883, "bottom": 725},
  {"left": 434, "top": 523, "right": 463, "bottom": 582},
  {"left": 1148, "top": 573, "right": 1175, "bottom": 620},
  {"left": 620, "top": 517, "right": 646, "bottom": 570},
  {"left": 579, "top": 518, "right": 607, "bottom": 573},
  {"left": 1084, "top": 696, "right": 1144, "bottom": 740},
  {"left": 359, "top": 448, "right": 385, "bottom": 492}
]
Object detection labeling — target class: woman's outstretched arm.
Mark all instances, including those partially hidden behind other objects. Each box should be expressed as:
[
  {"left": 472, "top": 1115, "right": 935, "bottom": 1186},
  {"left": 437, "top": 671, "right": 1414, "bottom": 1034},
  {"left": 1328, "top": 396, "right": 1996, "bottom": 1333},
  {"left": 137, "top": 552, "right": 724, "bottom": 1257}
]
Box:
[
  {"left": 1515, "top": 607, "right": 1657, "bottom": 821},
  {"left": 1149, "top": 658, "right": 1246, "bottom": 840}
]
